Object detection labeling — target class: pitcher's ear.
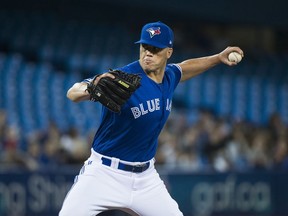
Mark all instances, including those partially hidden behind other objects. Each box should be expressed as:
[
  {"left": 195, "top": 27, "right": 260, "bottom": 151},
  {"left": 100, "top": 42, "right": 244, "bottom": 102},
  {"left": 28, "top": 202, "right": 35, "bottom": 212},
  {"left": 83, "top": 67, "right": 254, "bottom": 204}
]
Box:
[{"left": 167, "top": 48, "right": 173, "bottom": 59}]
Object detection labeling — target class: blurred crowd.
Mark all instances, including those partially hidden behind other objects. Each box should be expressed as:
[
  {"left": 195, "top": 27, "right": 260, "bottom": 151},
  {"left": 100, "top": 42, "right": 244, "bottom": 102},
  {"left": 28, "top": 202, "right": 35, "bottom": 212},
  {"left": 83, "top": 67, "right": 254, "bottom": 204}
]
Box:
[
  {"left": 1, "top": 108, "right": 288, "bottom": 172},
  {"left": 0, "top": 109, "right": 92, "bottom": 170},
  {"left": 157, "top": 109, "right": 288, "bottom": 172}
]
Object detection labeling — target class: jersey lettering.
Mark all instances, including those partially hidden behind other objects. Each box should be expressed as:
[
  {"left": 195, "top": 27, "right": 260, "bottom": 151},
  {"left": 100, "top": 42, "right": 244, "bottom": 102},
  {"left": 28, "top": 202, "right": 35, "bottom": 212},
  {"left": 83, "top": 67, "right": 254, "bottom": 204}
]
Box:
[
  {"left": 166, "top": 99, "right": 172, "bottom": 112},
  {"left": 131, "top": 107, "right": 142, "bottom": 119},
  {"left": 139, "top": 103, "right": 148, "bottom": 115},
  {"left": 131, "top": 98, "right": 161, "bottom": 119}
]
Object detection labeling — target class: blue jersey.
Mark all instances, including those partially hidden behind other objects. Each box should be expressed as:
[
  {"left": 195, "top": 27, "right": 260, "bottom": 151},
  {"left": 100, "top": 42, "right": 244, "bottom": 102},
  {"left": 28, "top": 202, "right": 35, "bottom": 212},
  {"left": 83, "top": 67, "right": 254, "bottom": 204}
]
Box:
[{"left": 85, "top": 61, "right": 182, "bottom": 162}]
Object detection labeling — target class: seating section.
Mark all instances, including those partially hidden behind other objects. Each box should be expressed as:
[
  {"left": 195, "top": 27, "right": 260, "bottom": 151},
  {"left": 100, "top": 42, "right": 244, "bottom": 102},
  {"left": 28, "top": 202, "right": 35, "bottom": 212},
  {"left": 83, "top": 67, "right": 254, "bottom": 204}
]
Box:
[{"left": 0, "top": 11, "right": 287, "bottom": 136}]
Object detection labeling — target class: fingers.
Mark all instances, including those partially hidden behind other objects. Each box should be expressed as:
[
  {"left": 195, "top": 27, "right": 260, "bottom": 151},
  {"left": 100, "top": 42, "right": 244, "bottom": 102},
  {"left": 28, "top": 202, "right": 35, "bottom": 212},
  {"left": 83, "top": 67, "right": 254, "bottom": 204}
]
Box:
[
  {"left": 225, "top": 59, "right": 238, "bottom": 66},
  {"left": 226, "top": 46, "right": 244, "bottom": 57},
  {"left": 219, "top": 46, "right": 244, "bottom": 66},
  {"left": 93, "top": 73, "right": 115, "bottom": 85}
]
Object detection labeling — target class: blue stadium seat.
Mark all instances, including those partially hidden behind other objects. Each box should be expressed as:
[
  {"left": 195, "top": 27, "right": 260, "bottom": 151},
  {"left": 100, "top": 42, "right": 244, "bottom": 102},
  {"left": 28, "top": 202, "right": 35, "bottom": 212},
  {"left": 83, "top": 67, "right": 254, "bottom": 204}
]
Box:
[
  {"left": 0, "top": 12, "right": 288, "bottom": 137},
  {"left": 232, "top": 75, "right": 248, "bottom": 120}
]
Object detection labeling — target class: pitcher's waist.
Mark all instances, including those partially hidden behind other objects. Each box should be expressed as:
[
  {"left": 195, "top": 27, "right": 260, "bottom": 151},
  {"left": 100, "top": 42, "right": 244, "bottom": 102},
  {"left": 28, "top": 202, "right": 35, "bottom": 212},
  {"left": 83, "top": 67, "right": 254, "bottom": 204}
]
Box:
[{"left": 91, "top": 149, "right": 154, "bottom": 173}]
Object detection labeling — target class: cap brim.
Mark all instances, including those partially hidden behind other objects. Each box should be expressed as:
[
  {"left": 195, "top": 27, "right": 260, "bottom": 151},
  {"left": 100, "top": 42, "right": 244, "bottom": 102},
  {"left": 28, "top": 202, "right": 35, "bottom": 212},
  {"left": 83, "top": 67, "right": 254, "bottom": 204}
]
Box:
[{"left": 135, "top": 40, "right": 167, "bottom": 49}]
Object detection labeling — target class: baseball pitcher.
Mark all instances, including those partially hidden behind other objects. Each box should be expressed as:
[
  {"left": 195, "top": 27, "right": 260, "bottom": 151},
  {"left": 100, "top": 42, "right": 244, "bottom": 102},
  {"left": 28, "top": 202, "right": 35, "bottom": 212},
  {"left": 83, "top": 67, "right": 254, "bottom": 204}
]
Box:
[{"left": 59, "top": 21, "right": 243, "bottom": 216}]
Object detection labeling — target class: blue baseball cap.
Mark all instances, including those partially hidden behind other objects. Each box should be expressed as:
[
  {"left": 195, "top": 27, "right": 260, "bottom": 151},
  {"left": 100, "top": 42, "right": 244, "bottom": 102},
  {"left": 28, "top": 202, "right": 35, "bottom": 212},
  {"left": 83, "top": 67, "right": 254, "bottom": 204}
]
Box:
[{"left": 135, "top": 21, "right": 174, "bottom": 48}]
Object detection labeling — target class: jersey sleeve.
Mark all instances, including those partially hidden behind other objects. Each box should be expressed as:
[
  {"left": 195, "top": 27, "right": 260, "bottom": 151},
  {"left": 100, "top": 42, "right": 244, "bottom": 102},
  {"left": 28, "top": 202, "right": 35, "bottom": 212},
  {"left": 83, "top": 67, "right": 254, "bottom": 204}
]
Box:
[
  {"left": 167, "top": 63, "right": 182, "bottom": 90},
  {"left": 82, "top": 76, "right": 96, "bottom": 83}
]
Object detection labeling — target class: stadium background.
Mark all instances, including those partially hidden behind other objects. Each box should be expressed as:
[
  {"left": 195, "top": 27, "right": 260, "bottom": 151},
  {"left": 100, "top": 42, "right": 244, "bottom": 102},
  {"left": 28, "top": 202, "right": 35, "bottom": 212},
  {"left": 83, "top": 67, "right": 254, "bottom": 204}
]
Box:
[{"left": 0, "top": 0, "right": 288, "bottom": 215}]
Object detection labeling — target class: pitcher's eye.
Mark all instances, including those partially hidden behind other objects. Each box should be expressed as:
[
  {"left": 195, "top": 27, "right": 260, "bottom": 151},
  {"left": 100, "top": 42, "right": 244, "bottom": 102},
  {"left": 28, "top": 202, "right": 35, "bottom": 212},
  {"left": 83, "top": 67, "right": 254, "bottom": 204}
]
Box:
[{"left": 142, "top": 44, "right": 163, "bottom": 54}]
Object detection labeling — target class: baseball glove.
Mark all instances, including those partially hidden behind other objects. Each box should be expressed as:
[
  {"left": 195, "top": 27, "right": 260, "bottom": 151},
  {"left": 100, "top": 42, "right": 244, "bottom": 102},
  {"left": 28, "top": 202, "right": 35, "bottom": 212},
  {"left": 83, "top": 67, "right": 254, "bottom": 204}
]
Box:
[{"left": 86, "top": 70, "right": 142, "bottom": 113}]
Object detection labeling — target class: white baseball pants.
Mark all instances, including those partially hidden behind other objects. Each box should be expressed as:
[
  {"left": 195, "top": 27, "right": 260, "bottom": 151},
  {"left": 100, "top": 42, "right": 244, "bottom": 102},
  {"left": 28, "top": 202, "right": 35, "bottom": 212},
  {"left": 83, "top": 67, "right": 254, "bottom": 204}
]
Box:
[{"left": 59, "top": 149, "right": 183, "bottom": 216}]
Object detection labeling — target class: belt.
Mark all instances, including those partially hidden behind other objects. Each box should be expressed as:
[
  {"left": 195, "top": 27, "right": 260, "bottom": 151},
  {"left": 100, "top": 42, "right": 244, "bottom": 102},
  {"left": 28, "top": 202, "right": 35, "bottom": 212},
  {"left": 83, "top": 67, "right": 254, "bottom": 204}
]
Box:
[{"left": 101, "top": 157, "right": 150, "bottom": 173}]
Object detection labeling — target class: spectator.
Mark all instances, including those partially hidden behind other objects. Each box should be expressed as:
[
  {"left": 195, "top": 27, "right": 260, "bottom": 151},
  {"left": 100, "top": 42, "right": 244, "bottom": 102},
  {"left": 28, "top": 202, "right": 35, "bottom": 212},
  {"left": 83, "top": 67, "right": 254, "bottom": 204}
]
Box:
[
  {"left": 247, "top": 128, "right": 273, "bottom": 170},
  {"left": 225, "top": 122, "right": 251, "bottom": 171},
  {"left": 1, "top": 125, "right": 26, "bottom": 167},
  {"left": 38, "top": 121, "right": 63, "bottom": 166},
  {"left": 157, "top": 129, "right": 178, "bottom": 168},
  {"left": 272, "top": 135, "right": 288, "bottom": 171},
  {"left": 60, "top": 127, "right": 90, "bottom": 164},
  {"left": 0, "top": 110, "right": 7, "bottom": 155}
]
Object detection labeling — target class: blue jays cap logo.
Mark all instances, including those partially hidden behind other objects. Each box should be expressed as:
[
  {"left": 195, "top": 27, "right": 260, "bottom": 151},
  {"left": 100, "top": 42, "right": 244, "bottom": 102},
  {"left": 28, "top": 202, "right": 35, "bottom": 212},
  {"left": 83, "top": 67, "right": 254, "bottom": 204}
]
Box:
[
  {"left": 146, "top": 27, "right": 161, "bottom": 38},
  {"left": 135, "top": 21, "right": 174, "bottom": 48}
]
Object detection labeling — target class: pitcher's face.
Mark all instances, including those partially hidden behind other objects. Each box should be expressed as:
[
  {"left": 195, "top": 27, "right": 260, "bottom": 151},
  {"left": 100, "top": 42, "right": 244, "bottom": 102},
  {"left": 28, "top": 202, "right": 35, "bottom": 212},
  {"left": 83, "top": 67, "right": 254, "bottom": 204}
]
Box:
[{"left": 139, "top": 44, "right": 173, "bottom": 74}]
